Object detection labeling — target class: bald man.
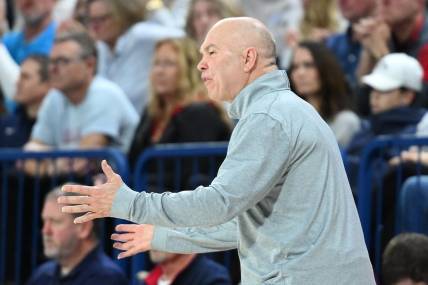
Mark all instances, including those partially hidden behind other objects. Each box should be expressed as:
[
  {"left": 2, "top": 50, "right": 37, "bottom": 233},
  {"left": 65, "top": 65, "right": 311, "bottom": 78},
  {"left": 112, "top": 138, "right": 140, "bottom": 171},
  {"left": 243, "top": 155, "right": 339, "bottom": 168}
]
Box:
[{"left": 59, "top": 17, "right": 376, "bottom": 284}]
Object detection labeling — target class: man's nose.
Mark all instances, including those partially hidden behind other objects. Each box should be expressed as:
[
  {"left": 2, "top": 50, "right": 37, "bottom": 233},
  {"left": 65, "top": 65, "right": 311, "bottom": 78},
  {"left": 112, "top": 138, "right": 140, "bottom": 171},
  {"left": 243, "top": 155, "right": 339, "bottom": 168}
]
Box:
[{"left": 197, "top": 58, "right": 207, "bottom": 71}]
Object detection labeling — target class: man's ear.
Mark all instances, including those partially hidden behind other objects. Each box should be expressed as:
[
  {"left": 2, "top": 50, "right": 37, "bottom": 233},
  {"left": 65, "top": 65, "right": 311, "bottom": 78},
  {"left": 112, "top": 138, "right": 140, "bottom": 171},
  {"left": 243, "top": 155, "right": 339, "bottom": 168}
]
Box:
[
  {"left": 402, "top": 90, "right": 416, "bottom": 106},
  {"left": 77, "top": 220, "right": 94, "bottom": 239},
  {"left": 242, "top": 47, "right": 258, "bottom": 72}
]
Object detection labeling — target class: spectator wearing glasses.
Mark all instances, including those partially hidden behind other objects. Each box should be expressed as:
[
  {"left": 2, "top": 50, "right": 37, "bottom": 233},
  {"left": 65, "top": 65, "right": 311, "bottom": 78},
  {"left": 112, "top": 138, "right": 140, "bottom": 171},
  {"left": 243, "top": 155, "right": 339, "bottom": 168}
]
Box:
[
  {"left": 88, "top": 0, "right": 183, "bottom": 114},
  {"left": 23, "top": 31, "right": 138, "bottom": 175}
]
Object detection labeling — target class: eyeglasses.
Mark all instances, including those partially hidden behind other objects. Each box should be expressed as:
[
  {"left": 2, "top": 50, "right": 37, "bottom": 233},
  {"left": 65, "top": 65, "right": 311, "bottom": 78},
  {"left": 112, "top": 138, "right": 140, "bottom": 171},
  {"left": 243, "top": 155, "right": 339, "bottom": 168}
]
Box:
[
  {"left": 49, "top": 56, "right": 85, "bottom": 67},
  {"left": 88, "top": 13, "right": 112, "bottom": 25}
]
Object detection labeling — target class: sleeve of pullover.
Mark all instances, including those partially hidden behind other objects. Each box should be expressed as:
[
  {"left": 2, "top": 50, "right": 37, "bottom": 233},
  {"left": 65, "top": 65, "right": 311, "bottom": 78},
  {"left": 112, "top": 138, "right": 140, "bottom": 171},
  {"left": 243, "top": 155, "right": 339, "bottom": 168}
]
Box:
[
  {"left": 151, "top": 218, "right": 237, "bottom": 253},
  {"left": 111, "top": 113, "right": 290, "bottom": 227}
]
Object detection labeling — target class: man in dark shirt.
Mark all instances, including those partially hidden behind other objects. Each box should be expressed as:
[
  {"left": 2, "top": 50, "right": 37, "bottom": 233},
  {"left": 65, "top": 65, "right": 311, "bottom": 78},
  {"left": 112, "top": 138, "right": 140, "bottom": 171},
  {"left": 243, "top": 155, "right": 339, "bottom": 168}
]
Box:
[
  {"left": 0, "top": 54, "right": 50, "bottom": 147},
  {"left": 142, "top": 250, "right": 232, "bottom": 285},
  {"left": 26, "top": 186, "right": 128, "bottom": 285}
]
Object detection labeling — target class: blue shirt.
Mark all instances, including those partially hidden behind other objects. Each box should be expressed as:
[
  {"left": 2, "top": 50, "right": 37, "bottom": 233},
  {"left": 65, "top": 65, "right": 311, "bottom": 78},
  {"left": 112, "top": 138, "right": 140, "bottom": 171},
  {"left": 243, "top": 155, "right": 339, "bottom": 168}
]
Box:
[
  {"left": 26, "top": 246, "right": 128, "bottom": 285},
  {"left": 2, "top": 21, "right": 56, "bottom": 64},
  {"left": 31, "top": 76, "right": 139, "bottom": 152},
  {"left": 325, "top": 26, "right": 362, "bottom": 89},
  {"left": 0, "top": 106, "right": 34, "bottom": 148}
]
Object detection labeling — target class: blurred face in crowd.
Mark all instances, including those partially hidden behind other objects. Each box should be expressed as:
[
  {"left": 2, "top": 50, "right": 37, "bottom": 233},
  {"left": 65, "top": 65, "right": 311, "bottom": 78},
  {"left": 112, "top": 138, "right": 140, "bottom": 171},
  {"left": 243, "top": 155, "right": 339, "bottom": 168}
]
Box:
[
  {"left": 339, "top": 0, "right": 375, "bottom": 22},
  {"left": 369, "top": 88, "right": 409, "bottom": 114},
  {"left": 49, "top": 40, "right": 94, "bottom": 96},
  {"left": 88, "top": 0, "right": 122, "bottom": 47},
  {"left": 15, "top": 58, "right": 49, "bottom": 106},
  {"left": 41, "top": 199, "right": 80, "bottom": 260},
  {"left": 149, "top": 250, "right": 177, "bottom": 264},
  {"left": 151, "top": 43, "right": 180, "bottom": 100},
  {"left": 16, "top": 0, "right": 55, "bottom": 26},
  {"left": 290, "top": 47, "right": 321, "bottom": 99},
  {"left": 192, "top": 0, "right": 222, "bottom": 43},
  {"left": 382, "top": 0, "right": 421, "bottom": 27}
]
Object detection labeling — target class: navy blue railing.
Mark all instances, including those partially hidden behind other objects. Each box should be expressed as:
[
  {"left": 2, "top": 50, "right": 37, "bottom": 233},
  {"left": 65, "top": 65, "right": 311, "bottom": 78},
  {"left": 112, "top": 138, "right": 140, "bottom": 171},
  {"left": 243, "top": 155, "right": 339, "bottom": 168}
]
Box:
[
  {"left": 357, "top": 136, "right": 428, "bottom": 277},
  {"left": 130, "top": 142, "right": 228, "bottom": 284},
  {"left": 0, "top": 148, "right": 129, "bottom": 285}
]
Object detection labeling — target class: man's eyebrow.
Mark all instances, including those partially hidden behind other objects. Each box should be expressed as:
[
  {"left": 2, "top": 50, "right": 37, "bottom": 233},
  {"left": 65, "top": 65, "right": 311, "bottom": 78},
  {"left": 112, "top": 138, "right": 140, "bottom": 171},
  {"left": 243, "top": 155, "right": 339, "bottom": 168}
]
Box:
[{"left": 200, "top": 44, "right": 218, "bottom": 53}]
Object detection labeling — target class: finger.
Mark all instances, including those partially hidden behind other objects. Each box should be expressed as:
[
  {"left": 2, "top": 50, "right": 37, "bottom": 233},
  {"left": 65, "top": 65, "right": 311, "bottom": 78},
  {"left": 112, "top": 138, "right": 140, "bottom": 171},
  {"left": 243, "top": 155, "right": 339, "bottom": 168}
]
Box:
[
  {"left": 57, "top": 195, "right": 91, "bottom": 205},
  {"left": 115, "top": 224, "right": 139, "bottom": 233},
  {"left": 62, "top": 184, "right": 94, "bottom": 195},
  {"left": 112, "top": 241, "right": 134, "bottom": 251},
  {"left": 101, "top": 160, "right": 116, "bottom": 181},
  {"left": 61, "top": 204, "right": 92, "bottom": 214},
  {"left": 111, "top": 233, "right": 134, "bottom": 242},
  {"left": 118, "top": 246, "right": 147, "bottom": 259},
  {"left": 74, "top": 212, "right": 100, "bottom": 224}
]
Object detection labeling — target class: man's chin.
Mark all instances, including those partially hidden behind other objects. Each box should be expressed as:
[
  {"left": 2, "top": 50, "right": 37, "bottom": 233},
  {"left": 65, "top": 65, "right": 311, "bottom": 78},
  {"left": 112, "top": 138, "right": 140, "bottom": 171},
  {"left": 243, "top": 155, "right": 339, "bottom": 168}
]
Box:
[{"left": 43, "top": 248, "right": 59, "bottom": 259}]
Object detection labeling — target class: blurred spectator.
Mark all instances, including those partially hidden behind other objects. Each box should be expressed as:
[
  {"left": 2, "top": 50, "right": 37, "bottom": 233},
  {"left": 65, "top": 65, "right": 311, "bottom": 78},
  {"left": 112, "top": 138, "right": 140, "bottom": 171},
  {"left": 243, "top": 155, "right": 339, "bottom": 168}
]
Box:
[
  {"left": 184, "top": 0, "right": 242, "bottom": 46},
  {"left": 2, "top": 0, "right": 56, "bottom": 64},
  {"left": 88, "top": 0, "right": 183, "bottom": 114},
  {"left": 26, "top": 186, "right": 128, "bottom": 285},
  {"left": 286, "top": 0, "right": 343, "bottom": 48},
  {"left": 0, "top": 54, "right": 50, "bottom": 148},
  {"left": 382, "top": 233, "right": 428, "bottom": 285},
  {"left": 326, "top": 0, "right": 377, "bottom": 89},
  {"left": 348, "top": 53, "right": 427, "bottom": 155},
  {"left": 141, "top": 250, "right": 232, "bottom": 285},
  {"left": 146, "top": 0, "right": 191, "bottom": 29},
  {"left": 237, "top": 0, "right": 302, "bottom": 68},
  {"left": 356, "top": 0, "right": 428, "bottom": 84},
  {"left": 0, "top": 0, "right": 56, "bottom": 111},
  {"left": 289, "top": 41, "right": 360, "bottom": 148},
  {"left": 24, "top": 32, "right": 138, "bottom": 174},
  {"left": 129, "top": 37, "right": 231, "bottom": 163}
]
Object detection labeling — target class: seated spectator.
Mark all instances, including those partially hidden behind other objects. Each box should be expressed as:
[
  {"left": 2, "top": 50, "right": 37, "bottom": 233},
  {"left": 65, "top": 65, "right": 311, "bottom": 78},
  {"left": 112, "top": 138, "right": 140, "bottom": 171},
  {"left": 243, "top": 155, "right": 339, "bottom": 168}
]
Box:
[
  {"left": 2, "top": 0, "right": 57, "bottom": 64},
  {"left": 286, "top": 0, "right": 342, "bottom": 48},
  {"left": 128, "top": 37, "right": 231, "bottom": 167},
  {"left": 184, "top": 0, "right": 242, "bottom": 46},
  {"left": 355, "top": 0, "right": 428, "bottom": 87},
  {"left": 140, "top": 250, "right": 232, "bottom": 285},
  {"left": 88, "top": 0, "right": 184, "bottom": 113},
  {"left": 325, "top": 0, "right": 377, "bottom": 90},
  {"left": 0, "top": 0, "right": 57, "bottom": 111},
  {"left": 26, "top": 185, "right": 128, "bottom": 285},
  {"left": 24, "top": 32, "right": 138, "bottom": 174},
  {"left": 289, "top": 41, "right": 360, "bottom": 148},
  {"left": 347, "top": 53, "right": 427, "bottom": 157},
  {"left": 382, "top": 233, "right": 428, "bottom": 285},
  {"left": 0, "top": 54, "right": 50, "bottom": 148}
]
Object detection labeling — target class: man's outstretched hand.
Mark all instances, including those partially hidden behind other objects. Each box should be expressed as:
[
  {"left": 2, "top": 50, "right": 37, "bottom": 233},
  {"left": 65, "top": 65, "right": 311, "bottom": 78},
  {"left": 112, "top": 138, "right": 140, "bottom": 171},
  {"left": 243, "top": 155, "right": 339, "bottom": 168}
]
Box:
[
  {"left": 111, "top": 224, "right": 154, "bottom": 259},
  {"left": 58, "top": 160, "right": 123, "bottom": 223}
]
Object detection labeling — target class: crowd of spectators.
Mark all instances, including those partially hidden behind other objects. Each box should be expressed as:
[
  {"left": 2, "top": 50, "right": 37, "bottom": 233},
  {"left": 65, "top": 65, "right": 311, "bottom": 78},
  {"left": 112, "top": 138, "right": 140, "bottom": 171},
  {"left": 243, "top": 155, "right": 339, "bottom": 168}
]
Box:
[{"left": 1, "top": 0, "right": 428, "bottom": 284}]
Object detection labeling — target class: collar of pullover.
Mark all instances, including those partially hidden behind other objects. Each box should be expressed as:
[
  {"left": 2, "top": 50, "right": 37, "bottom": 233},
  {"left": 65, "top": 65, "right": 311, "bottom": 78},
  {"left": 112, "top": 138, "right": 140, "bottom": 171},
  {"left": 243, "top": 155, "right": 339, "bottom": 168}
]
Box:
[{"left": 228, "top": 70, "right": 290, "bottom": 120}]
